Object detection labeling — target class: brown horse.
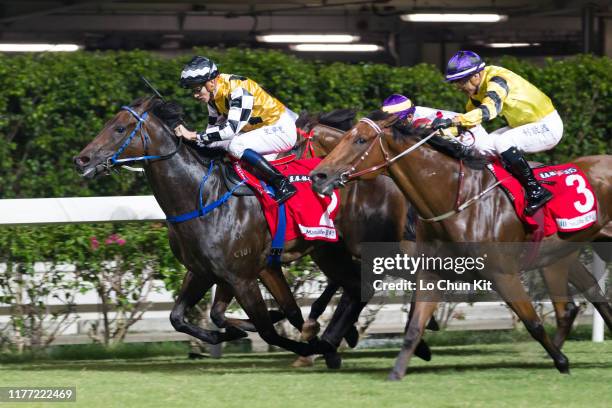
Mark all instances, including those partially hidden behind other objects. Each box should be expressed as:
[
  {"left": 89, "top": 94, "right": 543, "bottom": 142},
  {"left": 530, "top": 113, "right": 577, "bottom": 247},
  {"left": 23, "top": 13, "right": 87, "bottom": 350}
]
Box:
[
  {"left": 74, "top": 97, "right": 407, "bottom": 361},
  {"left": 296, "top": 111, "right": 590, "bottom": 351},
  {"left": 311, "top": 110, "right": 612, "bottom": 379}
]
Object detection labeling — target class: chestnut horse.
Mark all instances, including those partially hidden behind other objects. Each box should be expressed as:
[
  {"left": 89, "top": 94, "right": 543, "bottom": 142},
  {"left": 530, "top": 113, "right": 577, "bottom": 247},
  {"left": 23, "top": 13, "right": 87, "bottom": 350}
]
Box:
[{"left": 311, "top": 110, "right": 612, "bottom": 379}]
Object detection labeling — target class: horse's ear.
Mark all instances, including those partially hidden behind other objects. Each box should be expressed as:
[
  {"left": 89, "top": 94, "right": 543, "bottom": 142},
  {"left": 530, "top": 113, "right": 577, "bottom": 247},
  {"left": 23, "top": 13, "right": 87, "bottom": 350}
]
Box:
[{"left": 380, "top": 113, "right": 400, "bottom": 128}]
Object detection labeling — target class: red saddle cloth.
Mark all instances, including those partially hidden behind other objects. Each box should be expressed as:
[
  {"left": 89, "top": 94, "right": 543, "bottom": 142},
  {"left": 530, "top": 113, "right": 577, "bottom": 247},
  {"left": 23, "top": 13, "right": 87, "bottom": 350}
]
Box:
[
  {"left": 233, "top": 156, "right": 340, "bottom": 242},
  {"left": 489, "top": 161, "right": 598, "bottom": 236}
]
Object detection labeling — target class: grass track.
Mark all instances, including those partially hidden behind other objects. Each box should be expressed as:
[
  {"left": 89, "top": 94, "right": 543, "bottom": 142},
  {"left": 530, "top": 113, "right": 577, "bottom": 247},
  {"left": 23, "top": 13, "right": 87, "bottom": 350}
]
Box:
[{"left": 0, "top": 341, "right": 610, "bottom": 408}]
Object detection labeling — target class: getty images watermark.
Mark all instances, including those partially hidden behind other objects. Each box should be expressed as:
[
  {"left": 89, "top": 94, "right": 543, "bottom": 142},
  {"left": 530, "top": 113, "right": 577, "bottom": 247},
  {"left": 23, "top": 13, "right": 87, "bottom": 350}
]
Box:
[
  {"left": 360, "top": 241, "right": 610, "bottom": 302},
  {"left": 371, "top": 252, "right": 492, "bottom": 292}
]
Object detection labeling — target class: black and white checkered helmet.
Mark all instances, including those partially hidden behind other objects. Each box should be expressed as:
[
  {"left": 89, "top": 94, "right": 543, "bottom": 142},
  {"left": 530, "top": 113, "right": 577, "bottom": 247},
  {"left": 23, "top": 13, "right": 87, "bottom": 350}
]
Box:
[{"left": 180, "top": 56, "right": 219, "bottom": 88}]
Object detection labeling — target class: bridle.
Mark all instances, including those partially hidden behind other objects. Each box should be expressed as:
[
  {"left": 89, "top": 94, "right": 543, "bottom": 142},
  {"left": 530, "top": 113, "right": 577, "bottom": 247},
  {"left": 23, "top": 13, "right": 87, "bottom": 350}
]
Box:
[
  {"left": 339, "top": 117, "right": 506, "bottom": 222},
  {"left": 102, "top": 105, "right": 183, "bottom": 173},
  {"left": 338, "top": 117, "right": 438, "bottom": 185}
]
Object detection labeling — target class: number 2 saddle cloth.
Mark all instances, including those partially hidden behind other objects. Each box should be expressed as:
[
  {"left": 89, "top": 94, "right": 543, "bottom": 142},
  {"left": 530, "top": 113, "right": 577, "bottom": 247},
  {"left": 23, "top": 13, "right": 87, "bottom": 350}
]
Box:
[{"left": 234, "top": 156, "right": 340, "bottom": 242}]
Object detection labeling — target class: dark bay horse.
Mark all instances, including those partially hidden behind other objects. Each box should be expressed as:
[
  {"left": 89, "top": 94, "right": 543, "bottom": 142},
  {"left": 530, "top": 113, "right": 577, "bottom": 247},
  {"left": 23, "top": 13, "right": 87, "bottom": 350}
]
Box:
[
  {"left": 311, "top": 110, "right": 612, "bottom": 379},
  {"left": 74, "top": 97, "right": 407, "bottom": 359}
]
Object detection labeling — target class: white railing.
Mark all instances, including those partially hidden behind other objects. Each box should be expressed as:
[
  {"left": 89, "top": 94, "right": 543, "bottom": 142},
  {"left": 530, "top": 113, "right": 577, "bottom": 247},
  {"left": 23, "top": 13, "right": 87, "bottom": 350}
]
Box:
[{"left": 0, "top": 196, "right": 607, "bottom": 342}]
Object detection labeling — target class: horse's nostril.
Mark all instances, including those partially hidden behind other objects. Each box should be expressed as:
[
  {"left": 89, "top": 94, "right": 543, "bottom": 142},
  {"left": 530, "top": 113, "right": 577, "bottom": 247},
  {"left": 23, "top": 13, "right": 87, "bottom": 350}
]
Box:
[
  {"left": 313, "top": 173, "right": 328, "bottom": 182},
  {"left": 74, "top": 156, "right": 91, "bottom": 167}
]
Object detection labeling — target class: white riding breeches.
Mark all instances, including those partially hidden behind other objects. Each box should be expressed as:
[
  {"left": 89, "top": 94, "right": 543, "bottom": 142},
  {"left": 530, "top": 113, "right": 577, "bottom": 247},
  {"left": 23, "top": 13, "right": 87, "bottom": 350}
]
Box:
[
  {"left": 471, "top": 110, "right": 563, "bottom": 156},
  {"left": 207, "top": 110, "right": 298, "bottom": 159}
]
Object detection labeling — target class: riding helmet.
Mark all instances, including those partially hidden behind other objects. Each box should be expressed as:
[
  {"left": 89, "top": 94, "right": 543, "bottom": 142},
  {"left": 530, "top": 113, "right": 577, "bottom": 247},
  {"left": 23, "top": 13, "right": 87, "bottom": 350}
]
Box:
[
  {"left": 180, "top": 56, "right": 219, "bottom": 88},
  {"left": 445, "top": 51, "right": 485, "bottom": 82}
]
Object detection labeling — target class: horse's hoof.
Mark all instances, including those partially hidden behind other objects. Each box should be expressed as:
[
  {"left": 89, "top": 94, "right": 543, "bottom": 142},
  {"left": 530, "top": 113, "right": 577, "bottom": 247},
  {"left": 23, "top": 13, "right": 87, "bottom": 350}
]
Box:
[
  {"left": 268, "top": 309, "right": 286, "bottom": 324},
  {"left": 312, "top": 337, "right": 336, "bottom": 355},
  {"left": 426, "top": 317, "right": 440, "bottom": 331},
  {"left": 555, "top": 356, "right": 570, "bottom": 374},
  {"left": 291, "top": 355, "right": 315, "bottom": 368},
  {"left": 344, "top": 326, "right": 359, "bottom": 348},
  {"left": 324, "top": 352, "right": 342, "bottom": 369},
  {"left": 415, "top": 340, "right": 432, "bottom": 362},
  {"left": 300, "top": 319, "right": 321, "bottom": 341},
  {"left": 188, "top": 352, "right": 207, "bottom": 360},
  {"left": 225, "top": 326, "right": 248, "bottom": 340},
  {"left": 387, "top": 370, "right": 404, "bottom": 381}
]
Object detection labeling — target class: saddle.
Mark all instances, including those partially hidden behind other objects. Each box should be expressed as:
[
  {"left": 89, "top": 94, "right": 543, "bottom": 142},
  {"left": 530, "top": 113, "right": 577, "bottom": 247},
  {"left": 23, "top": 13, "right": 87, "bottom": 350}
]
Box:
[{"left": 220, "top": 162, "right": 255, "bottom": 197}]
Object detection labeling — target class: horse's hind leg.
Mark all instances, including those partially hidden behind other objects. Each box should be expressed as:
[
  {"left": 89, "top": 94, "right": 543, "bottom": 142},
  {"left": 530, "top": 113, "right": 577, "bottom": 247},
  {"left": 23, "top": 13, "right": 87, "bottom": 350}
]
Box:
[
  {"left": 567, "top": 258, "right": 612, "bottom": 332},
  {"left": 540, "top": 261, "right": 579, "bottom": 349},
  {"left": 170, "top": 271, "right": 247, "bottom": 344},
  {"left": 488, "top": 269, "right": 569, "bottom": 373}
]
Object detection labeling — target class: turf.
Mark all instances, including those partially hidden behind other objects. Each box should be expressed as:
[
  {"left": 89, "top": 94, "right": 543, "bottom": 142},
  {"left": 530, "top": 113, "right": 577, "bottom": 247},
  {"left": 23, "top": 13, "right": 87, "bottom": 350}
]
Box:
[{"left": 0, "top": 341, "right": 610, "bottom": 408}]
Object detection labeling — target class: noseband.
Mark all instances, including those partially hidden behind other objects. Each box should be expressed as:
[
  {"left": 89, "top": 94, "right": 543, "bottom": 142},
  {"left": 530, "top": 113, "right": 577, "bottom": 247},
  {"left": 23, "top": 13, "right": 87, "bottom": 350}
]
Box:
[{"left": 103, "top": 105, "right": 182, "bottom": 172}]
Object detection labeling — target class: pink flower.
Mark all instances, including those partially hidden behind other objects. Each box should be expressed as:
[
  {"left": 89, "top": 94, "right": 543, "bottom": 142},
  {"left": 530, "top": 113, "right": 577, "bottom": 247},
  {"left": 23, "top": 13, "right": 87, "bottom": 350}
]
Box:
[
  {"left": 90, "top": 236, "right": 100, "bottom": 251},
  {"left": 104, "top": 233, "right": 125, "bottom": 245}
]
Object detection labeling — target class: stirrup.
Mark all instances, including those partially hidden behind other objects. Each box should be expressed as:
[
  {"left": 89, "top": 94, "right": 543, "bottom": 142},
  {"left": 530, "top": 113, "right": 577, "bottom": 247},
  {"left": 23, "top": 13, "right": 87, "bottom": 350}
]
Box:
[
  {"left": 274, "top": 183, "right": 297, "bottom": 205},
  {"left": 524, "top": 189, "right": 553, "bottom": 216}
]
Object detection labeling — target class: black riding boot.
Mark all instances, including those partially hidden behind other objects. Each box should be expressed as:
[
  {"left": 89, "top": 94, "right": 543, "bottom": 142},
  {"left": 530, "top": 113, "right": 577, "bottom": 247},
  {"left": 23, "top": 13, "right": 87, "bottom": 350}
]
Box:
[
  {"left": 241, "top": 149, "right": 297, "bottom": 204},
  {"left": 500, "top": 147, "right": 553, "bottom": 216}
]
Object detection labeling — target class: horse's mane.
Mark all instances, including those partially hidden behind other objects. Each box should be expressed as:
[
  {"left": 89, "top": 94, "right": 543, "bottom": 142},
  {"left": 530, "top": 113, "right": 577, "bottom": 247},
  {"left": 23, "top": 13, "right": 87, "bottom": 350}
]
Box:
[
  {"left": 296, "top": 109, "right": 356, "bottom": 132},
  {"left": 366, "top": 110, "right": 489, "bottom": 170},
  {"left": 131, "top": 96, "right": 225, "bottom": 160},
  {"left": 318, "top": 109, "right": 356, "bottom": 131}
]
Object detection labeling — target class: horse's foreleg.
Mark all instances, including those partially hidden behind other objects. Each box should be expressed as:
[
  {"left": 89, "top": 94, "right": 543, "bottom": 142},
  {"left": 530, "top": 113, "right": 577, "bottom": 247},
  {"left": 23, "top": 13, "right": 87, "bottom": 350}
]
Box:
[
  {"left": 388, "top": 271, "right": 440, "bottom": 381},
  {"left": 301, "top": 280, "right": 341, "bottom": 341},
  {"left": 489, "top": 269, "right": 569, "bottom": 373},
  {"left": 259, "top": 266, "right": 304, "bottom": 330},
  {"left": 230, "top": 277, "right": 316, "bottom": 357},
  {"left": 210, "top": 282, "right": 286, "bottom": 332},
  {"left": 170, "top": 271, "right": 247, "bottom": 344},
  {"left": 540, "top": 259, "right": 579, "bottom": 349}
]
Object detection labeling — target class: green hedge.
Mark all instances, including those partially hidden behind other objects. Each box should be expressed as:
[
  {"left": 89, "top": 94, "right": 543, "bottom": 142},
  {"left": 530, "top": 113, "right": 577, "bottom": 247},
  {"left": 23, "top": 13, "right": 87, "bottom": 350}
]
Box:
[{"left": 0, "top": 49, "right": 609, "bottom": 199}]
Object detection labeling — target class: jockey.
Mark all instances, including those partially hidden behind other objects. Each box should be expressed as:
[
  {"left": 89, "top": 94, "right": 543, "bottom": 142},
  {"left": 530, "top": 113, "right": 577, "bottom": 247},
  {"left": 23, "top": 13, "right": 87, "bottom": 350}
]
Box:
[
  {"left": 381, "top": 94, "right": 490, "bottom": 150},
  {"left": 433, "top": 50, "right": 562, "bottom": 215},
  {"left": 174, "top": 56, "right": 298, "bottom": 204}
]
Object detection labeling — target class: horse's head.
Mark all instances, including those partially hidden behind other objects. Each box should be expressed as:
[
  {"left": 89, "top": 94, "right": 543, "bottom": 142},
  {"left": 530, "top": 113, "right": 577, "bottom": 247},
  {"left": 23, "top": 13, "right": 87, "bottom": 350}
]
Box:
[
  {"left": 310, "top": 109, "right": 489, "bottom": 197},
  {"left": 74, "top": 96, "right": 183, "bottom": 178},
  {"left": 310, "top": 110, "right": 401, "bottom": 196}
]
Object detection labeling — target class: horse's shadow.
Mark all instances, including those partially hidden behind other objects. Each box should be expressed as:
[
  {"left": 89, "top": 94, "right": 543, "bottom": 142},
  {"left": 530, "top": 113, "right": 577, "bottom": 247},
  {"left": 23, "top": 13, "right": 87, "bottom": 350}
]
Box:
[{"left": 6, "top": 349, "right": 612, "bottom": 379}]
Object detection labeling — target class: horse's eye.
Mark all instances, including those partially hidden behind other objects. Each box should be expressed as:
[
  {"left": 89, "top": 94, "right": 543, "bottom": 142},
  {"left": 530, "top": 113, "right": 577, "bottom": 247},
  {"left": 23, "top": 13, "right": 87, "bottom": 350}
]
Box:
[
  {"left": 115, "top": 126, "right": 126, "bottom": 133},
  {"left": 355, "top": 137, "right": 367, "bottom": 145}
]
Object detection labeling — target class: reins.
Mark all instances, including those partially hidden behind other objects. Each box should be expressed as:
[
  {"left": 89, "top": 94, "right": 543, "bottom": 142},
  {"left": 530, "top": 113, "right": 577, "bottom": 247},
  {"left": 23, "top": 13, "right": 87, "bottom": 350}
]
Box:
[{"left": 345, "top": 118, "right": 507, "bottom": 222}]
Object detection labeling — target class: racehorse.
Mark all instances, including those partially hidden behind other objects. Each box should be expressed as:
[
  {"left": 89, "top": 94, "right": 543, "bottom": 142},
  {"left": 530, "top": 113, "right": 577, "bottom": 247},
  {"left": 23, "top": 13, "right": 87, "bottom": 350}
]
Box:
[
  {"left": 310, "top": 110, "right": 612, "bottom": 379},
  {"left": 295, "top": 110, "right": 599, "bottom": 352},
  {"left": 74, "top": 97, "right": 408, "bottom": 361}
]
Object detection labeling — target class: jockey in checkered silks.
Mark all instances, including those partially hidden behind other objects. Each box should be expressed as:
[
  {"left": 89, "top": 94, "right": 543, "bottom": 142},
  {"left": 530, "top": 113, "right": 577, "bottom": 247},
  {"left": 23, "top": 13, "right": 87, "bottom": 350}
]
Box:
[{"left": 174, "top": 56, "right": 298, "bottom": 204}]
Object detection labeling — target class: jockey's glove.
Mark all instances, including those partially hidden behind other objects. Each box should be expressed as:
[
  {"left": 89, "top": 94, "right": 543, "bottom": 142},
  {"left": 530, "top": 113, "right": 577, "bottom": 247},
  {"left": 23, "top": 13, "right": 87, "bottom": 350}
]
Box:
[
  {"left": 196, "top": 132, "right": 213, "bottom": 146},
  {"left": 431, "top": 117, "right": 453, "bottom": 131}
]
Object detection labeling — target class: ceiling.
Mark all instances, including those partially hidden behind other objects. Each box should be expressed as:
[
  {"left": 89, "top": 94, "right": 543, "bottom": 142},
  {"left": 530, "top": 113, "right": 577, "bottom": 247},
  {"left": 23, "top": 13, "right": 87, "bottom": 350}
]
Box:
[{"left": 0, "top": 1, "right": 610, "bottom": 64}]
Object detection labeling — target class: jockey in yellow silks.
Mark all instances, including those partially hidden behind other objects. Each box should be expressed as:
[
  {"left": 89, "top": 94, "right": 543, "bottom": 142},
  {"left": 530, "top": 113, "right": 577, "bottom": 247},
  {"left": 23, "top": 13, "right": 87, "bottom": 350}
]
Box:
[
  {"left": 432, "top": 51, "right": 563, "bottom": 215},
  {"left": 174, "top": 56, "right": 298, "bottom": 204}
]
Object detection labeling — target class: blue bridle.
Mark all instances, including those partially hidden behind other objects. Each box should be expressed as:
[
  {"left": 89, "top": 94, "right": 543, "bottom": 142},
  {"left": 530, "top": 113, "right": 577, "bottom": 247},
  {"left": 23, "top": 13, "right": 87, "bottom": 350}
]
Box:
[
  {"left": 107, "top": 105, "right": 182, "bottom": 167},
  {"left": 109, "top": 105, "right": 246, "bottom": 224}
]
